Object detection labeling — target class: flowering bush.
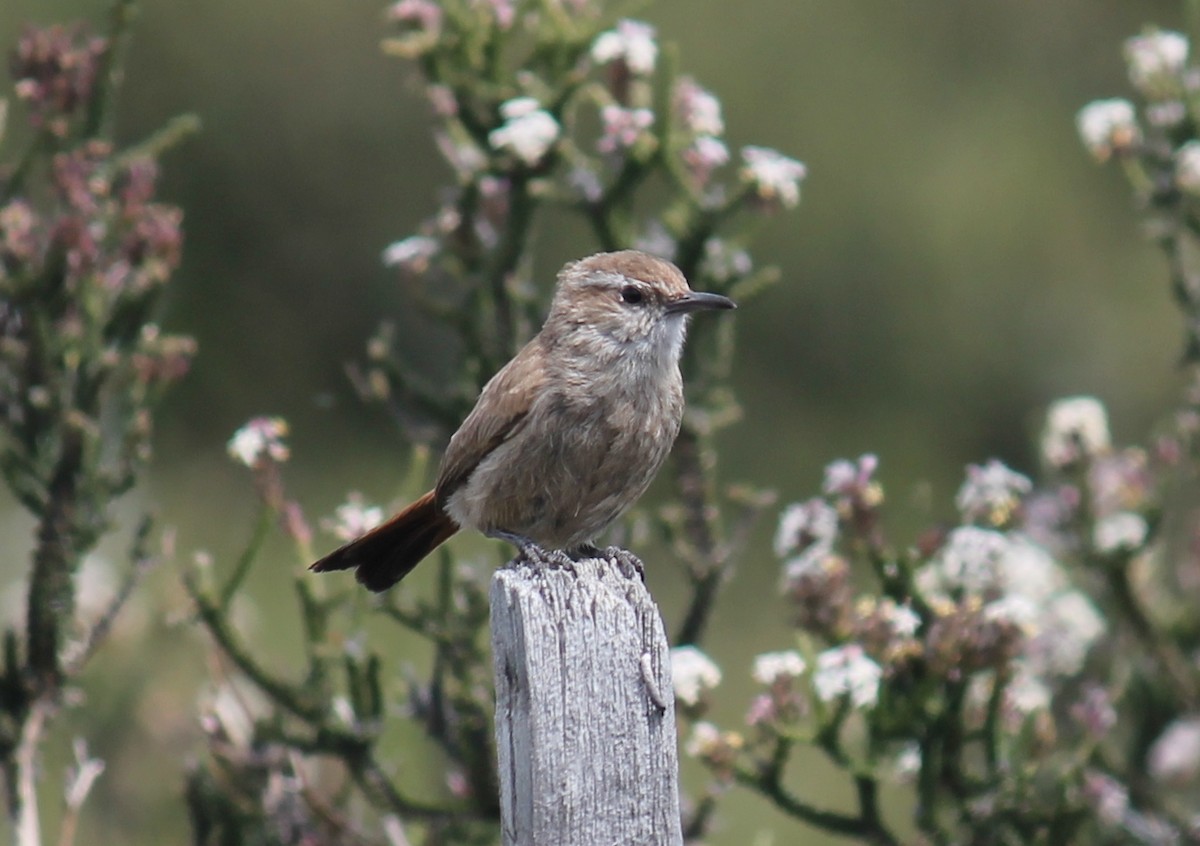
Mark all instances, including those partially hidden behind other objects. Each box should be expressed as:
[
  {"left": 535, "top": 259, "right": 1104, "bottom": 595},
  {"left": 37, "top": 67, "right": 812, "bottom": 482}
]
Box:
[
  {"left": 182, "top": 1, "right": 804, "bottom": 843},
  {"left": 0, "top": 3, "right": 195, "bottom": 843},
  {"left": 663, "top": 28, "right": 1200, "bottom": 844},
  {"left": 6, "top": 2, "right": 1200, "bottom": 846}
]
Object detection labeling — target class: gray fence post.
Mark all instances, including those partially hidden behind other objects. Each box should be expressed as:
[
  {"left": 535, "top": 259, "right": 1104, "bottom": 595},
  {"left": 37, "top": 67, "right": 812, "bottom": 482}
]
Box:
[{"left": 490, "top": 550, "right": 683, "bottom": 846}]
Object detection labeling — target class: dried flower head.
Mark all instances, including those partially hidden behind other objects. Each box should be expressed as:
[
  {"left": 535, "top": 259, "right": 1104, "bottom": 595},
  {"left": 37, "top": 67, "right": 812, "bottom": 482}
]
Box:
[
  {"left": 10, "top": 24, "right": 107, "bottom": 137},
  {"left": 782, "top": 549, "right": 854, "bottom": 637}
]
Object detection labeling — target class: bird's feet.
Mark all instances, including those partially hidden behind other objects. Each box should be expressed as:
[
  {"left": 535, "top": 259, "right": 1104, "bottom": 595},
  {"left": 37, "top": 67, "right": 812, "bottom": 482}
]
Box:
[
  {"left": 487, "top": 530, "right": 577, "bottom": 572},
  {"left": 565, "top": 543, "right": 644, "bottom": 581},
  {"left": 603, "top": 546, "right": 646, "bottom": 582}
]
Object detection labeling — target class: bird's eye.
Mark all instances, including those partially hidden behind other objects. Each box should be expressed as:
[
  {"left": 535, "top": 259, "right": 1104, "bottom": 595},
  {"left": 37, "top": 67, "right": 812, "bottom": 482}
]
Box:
[{"left": 620, "top": 285, "right": 644, "bottom": 305}]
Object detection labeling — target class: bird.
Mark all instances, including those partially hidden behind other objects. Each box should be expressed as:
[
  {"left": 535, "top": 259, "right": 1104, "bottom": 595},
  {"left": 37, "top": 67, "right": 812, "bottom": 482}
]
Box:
[{"left": 310, "top": 249, "right": 735, "bottom": 591}]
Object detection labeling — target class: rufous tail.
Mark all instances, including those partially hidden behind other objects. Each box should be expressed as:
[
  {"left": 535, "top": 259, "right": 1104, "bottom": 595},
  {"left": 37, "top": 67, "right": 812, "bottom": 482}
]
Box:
[{"left": 309, "top": 490, "right": 459, "bottom": 592}]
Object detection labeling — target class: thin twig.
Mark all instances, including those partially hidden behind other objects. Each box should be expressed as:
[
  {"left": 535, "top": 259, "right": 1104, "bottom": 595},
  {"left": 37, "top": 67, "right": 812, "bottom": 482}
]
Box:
[
  {"left": 63, "top": 517, "right": 158, "bottom": 675},
  {"left": 14, "top": 698, "right": 52, "bottom": 846},
  {"left": 186, "top": 571, "right": 324, "bottom": 723},
  {"left": 57, "top": 738, "right": 106, "bottom": 846}
]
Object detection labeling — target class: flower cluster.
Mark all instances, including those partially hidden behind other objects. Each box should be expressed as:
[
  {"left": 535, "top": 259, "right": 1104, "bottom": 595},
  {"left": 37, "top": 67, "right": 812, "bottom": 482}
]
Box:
[
  {"left": 1075, "top": 27, "right": 1200, "bottom": 365},
  {"left": 227, "top": 417, "right": 290, "bottom": 467},
  {"left": 370, "top": 4, "right": 806, "bottom": 316},
  {"left": 0, "top": 17, "right": 196, "bottom": 845},
  {"left": 679, "top": 386, "right": 1200, "bottom": 842},
  {"left": 10, "top": 23, "right": 106, "bottom": 137},
  {"left": 0, "top": 23, "right": 194, "bottom": 521}
]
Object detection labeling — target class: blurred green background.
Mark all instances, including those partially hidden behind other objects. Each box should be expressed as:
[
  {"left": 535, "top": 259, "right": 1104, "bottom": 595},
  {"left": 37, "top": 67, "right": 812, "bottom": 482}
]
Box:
[{"left": 0, "top": 1, "right": 1189, "bottom": 843}]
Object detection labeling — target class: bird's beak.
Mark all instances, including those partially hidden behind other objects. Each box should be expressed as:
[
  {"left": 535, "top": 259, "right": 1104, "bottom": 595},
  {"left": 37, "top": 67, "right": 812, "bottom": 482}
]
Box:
[{"left": 664, "top": 291, "right": 737, "bottom": 315}]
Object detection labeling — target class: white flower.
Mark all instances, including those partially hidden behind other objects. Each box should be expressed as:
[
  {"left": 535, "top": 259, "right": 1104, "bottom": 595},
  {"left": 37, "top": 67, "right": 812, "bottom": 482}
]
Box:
[
  {"left": 1147, "top": 716, "right": 1200, "bottom": 784},
  {"left": 670, "top": 645, "right": 721, "bottom": 707},
  {"left": 326, "top": 492, "right": 384, "bottom": 542},
  {"left": 823, "top": 453, "right": 880, "bottom": 498},
  {"left": 591, "top": 19, "right": 658, "bottom": 75},
  {"left": 782, "top": 544, "right": 836, "bottom": 584},
  {"left": 700, "top": 238, "right": 752, "bottom": 283},
  {"left": 684, "top": 721, "right": 721, "bottom": 758},
  {"left": 632, "top": 220, "right": 676, "bottom": 259},
  {"left": 752, "top": 650, "right": 807, "bottom": 685},
  {"left": 682, "top": 135, "right": 730, "bottom": 183},
  {"left": 674, "top": 78, "right": 724, "bottom": 136},
  {"left": 488, "top": 98, "right": 560, "bottom": 165},
  {"left": 997, "top": 535, "right": 1066, "bottom": 606},
  {"left": 597, "top": 105, "right": 654, "bottom": 154},
  {"left": 984, "top": 593, "right": 1039, "bottom": 628},
  {"left": 955, "top": 459, "right": 1032, "bottom": 524},
  {"left": 890, "top": 742, "right": 922, "bottom": 783},
  {"left": 880, "top": 600, "right": 922, "bottom": 637},
  {"left": 774, "top": 497, "right": 839, "bottom": 557},
  {"left": 1093, "top": 511, "right": 1148, "bottom": 554},
  {"left": 1025, "top": 590, "right": 1105, "bottom": 677},
  {"left": 1083, "top": 771, "right": 1130, "bottom": 826},
  {"left": 227, "top": 417, "right": 290, "bottom": 467},
  {"left": 812, "top": 644, "right": 881, "bottom": 709},
  {"left": 568, "top": 166, "right": 604, "bottom": 203},
  {"left": 1076, "top": 99, "right": 1140, "bottom": 162},
  {"left": 740, "top": 146, "right": 807, "bottom": 209},
  {"left": 1041, "top": 396, "right": 1111, "bottom": 468},
  {"left": 1005, "top": 667, "right": 1051, "bottom": 715},
  {"left": 1125, "top": 29, "right": 1189, "bottom": 95},
  {"left": 1176, "top": 141, "right": 1200, "bottom": 195},
  {"left": 331, "top": 696, "right": 357, "bottom": 727},
  {"left": 922, "top": 531, "right": 1067, "bottom": 613},
  {"left": 1147, "top": 100, "right": 1186, "bottom": 127},
  {"left": 917, "top": 526, "right": 1011, "bottom": 598},
  {"left": 382, "top": 235, "right": 438, "bottom": 271}
]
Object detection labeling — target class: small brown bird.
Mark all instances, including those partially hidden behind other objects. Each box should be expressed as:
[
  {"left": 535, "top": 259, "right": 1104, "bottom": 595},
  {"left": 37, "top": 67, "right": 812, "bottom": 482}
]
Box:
[{"left": 310, "top": 250, "right": 735, "bottom": 591}]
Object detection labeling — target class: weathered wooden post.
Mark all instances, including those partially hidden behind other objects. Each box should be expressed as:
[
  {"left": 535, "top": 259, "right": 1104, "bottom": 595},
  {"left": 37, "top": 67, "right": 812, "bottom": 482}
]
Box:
[{"left": 490, "top": 549, "right": 683, "bottom": 846}]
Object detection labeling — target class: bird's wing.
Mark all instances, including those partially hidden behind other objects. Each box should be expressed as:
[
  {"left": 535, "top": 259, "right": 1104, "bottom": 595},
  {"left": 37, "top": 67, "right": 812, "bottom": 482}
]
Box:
[{"left": 434, "top": 340, "right": 546, "bottom": 504}]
